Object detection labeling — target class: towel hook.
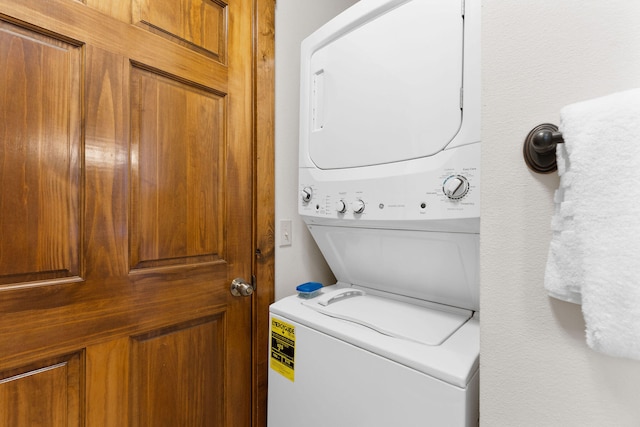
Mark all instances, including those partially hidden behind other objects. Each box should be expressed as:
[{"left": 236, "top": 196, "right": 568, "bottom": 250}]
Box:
[{"left": 523, "top": 123, "right": 565, "bottom": 173}]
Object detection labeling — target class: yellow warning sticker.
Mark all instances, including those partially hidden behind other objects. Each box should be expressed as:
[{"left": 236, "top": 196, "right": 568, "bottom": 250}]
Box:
[{"left": 270, "top": 317, "right": 295, "bottom": 382}]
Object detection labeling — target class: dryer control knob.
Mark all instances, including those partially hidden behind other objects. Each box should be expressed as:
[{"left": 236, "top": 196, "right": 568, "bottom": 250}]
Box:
[
  {"left": 301, "top": 187, "right": 313, "bottom": 203},
  {"left": 443, "top": 175, "right": 470, "bottom": 200},
  {"left": 352, "top": 199, "right": 366, "bottom": 214},
  {"left": 336, "top": 199, "right": 347, "bottom": 214}
]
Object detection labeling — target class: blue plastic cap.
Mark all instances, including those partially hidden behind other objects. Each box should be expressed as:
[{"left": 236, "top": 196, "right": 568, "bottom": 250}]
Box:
[{"left": 296, "top": 282, "right": 323, "bottom": 293}]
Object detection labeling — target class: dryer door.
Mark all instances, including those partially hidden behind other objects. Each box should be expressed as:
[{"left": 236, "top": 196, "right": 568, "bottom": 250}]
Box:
[{"left": 305, "top": 0, "right": 464, "bottom": 169}]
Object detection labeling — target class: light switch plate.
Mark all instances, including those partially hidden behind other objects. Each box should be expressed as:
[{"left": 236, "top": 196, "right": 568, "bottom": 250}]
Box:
[{"left": 280, "top": 219, "right": 292, "bottom": 247}]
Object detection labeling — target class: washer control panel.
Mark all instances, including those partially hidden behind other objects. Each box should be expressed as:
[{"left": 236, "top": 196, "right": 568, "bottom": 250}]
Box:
[
  {"left": 299, "top": 144, "right": 480, "bottom": 224},
  {"left": 299, "top": 171, "right": 477, "bottom": 219}
]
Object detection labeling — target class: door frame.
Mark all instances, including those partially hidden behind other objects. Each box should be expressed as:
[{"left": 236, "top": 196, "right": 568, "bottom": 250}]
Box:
[{"left": 252, "top": 0, "right": 275, "bottom": 426}]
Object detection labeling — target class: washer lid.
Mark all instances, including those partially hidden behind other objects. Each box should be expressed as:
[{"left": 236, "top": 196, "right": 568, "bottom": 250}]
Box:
[
  {"left": 306, "top": 225, "right": 480, "bottom": 311},
  {"left": 303, "top": 288, "right": 472, "bottom": 346},
  {"left": 305, "top": 0, "right": 464, "bottom": 169}
]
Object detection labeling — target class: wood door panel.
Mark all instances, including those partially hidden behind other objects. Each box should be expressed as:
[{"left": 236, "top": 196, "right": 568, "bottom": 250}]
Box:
[
  {"left": 0, "top": 19, "right": 82, "bottom": 287},
  {"left": 0, "top": 0, "right": 269, "bottom": 424},
  {"left": 86, "top": 338, "right": 129, "bottom": 427},
  {"left": 0, "top": 352, "right": 82, "bottom": 427},
  {"left": 0, "top": 1, "right": 229, "bottom": 93},
  {"left": 133, "top": 0, "right": 227, "bottom": 61},
  {"left": 130, "top": 316, "right": 225, "bottom": 426},
  {"left": 130, "top": 65, "right": 226, "bottom": 270},
  {"left": 85, "top": 0, "right": 131, "bottom": 24},
  {"left": 84, "top": 46, "right": 130, "bottom": 278}
]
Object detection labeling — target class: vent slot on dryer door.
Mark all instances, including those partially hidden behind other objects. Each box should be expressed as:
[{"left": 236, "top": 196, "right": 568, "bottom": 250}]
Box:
[{"left": 312, "top": 69, "right": 325, "bottom": 131}]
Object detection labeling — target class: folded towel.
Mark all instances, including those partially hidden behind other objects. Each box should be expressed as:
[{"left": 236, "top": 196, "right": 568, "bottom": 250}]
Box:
[{"left": 544, "top": 88, "right": 640, "bottom": 359}]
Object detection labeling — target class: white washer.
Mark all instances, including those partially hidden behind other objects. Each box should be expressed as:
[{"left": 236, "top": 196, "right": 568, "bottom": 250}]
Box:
[
  {"left": 269, "top": 287, "right": 479, "bottom": 426},
  {"left": 269, "top": 0, "right": 480, "bottom": 425}
]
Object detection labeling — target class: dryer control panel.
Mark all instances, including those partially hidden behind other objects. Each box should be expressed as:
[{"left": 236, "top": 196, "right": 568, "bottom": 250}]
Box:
[{"left": 299, "top": 143, "right": 480, "bottom": 232}]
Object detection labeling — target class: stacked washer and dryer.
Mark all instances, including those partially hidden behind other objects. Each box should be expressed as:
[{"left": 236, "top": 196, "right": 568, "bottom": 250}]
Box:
[{"left": 268, "top": 0, "right": 480, "bottom": 425}]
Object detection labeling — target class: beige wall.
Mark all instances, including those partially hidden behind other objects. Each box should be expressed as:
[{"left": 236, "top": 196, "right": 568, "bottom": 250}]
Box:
[
  {"left": 481, "top": 0, "right": 640, "bottom": 425},
  {"left": 275, "top": 0, "right": 640, "bottom": 424}
]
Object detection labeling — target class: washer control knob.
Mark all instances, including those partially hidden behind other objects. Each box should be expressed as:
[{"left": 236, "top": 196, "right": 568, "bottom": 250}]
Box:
[
  {"left": 352, "top": 199, "right": 366, "bottom": 214},
  {"left": 443, "top": 175, "right": 470, "bottom": 200},
  {"left": 336, "top": 199, "right": 347, "bottom": 214},
  {"left": 301, "top": 187, "right": 313, "bottom": 203}
]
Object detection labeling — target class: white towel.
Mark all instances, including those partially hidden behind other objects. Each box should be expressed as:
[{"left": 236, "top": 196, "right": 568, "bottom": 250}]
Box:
[{"left": 544, "top": 88, "right": 640, "bottom": 359}]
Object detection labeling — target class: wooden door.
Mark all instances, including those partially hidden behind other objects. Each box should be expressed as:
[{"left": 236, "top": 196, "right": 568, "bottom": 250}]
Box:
[{"left": 0, "top": 0, "right": 273, "bottom": 425}]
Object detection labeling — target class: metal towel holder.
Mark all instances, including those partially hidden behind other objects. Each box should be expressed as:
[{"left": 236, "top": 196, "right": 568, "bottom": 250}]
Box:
[{"left": 523, "top": 123, "right": 565, "bottom": 173}]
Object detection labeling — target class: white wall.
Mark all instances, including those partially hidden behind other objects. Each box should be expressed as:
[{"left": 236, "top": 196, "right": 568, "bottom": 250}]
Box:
[
  {"left": 481, "top": 1, "right": 640, "bottom": 425},
  {"left": 275, "top": 0, "right": 640, "bottom": 424},
  {"left": 274, "top": 0, "right": 359, "bottom": 300}
]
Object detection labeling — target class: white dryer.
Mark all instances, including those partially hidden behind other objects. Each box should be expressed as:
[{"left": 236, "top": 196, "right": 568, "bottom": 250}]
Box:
[{"left": 268, "top": 0, "right": 480, "bottom": 425}]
